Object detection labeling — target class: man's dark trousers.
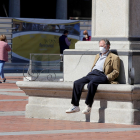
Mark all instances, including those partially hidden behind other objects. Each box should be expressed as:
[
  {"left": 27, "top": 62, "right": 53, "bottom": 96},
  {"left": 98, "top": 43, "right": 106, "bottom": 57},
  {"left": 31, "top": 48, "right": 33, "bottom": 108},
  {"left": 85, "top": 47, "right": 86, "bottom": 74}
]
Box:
[{"left": 71, "top": 70, "right": 108, "bottom": 107}]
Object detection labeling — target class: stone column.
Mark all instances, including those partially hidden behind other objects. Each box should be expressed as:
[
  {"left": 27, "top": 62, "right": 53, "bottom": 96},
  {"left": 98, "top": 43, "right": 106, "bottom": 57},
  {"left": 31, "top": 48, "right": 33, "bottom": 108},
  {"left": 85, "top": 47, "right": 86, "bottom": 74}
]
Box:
[
  {"left": 56, "top": 0, "right": 67, "bottom": 19},
  {"left": 92, "top": 0, "right": 140, "bottom": 44},
  {"left": 9, "top": 0, "right": 20, "bottom": 17},
  {"left": 91, "top": 0, "right": 140, "bottom": 84}
]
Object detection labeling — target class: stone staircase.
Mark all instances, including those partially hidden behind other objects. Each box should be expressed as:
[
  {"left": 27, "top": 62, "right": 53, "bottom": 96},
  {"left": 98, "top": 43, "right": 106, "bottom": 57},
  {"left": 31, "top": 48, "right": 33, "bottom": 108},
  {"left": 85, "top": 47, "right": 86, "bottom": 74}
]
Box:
[
  {"left": 0, "top": 17, "right": 13, "bottom": 62},
  {"left": 0, "top": 17, "right": 27, "bottom": 73}
]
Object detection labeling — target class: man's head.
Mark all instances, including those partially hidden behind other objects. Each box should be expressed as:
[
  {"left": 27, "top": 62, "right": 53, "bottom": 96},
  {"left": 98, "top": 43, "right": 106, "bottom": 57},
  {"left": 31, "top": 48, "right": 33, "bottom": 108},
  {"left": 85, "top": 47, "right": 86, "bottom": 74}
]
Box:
[
  {"left": 99, "top": 39, "right": 110, "bottom": 54},
  {"left": 0, "top": 34, "right": 7, "bottom": 42},
  {"left": 63, "top": 30, "right": 69, "bottom": 36}
]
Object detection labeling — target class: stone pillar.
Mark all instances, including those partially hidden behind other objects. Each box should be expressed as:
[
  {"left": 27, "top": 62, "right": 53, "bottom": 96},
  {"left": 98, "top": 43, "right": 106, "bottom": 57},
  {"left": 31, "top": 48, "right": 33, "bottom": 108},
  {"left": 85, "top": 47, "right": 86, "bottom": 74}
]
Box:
[
  {"left": 92, "top": 0, "right": 140, "bottom": 43},
  {"left": 9, "top": 0, "right": 20, "bottom": 17},
  {"left": 56, "top": 0, "right": 67, "bottom": 19},
  {"left": 91, "top": 0, "right": 140, "bottom": 84}
]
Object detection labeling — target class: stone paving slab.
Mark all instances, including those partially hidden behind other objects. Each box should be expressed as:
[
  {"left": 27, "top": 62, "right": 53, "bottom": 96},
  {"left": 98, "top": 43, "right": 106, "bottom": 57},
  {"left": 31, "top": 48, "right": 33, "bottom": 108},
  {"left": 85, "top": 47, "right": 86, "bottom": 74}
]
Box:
[
  {"left": 0, "top": 83, "right": 19, "bottom": 89},
  {"left": 0, "top": 101, "right": 28, "bottom": 111},
  {"left": 0, "top": 131, "right": 140, "bottom": 140},
  {"left": 0, "top": 116, "right": 140, "bottom": 132},
  {"left": 0, "top": 92, "right": 26, "bottom": 96},
  {"left": 0, "top": 75, "right": 140, "bottom": 140},
  {"left": 0, "top": 99, "right": 27, "bottom": 102},
  {"left": 0, "top": 76, "right": 23, "bottom": 84},
  {"left": 0, "top": 111, "right": 25, "bottom": 116},
  {"left": 0, "top": 89, "right": 22, "bottom": 91},
  {"left": 5, "top": 91, "right": 25, "bottom": 93},
  {"left": 0, "top": 128, "right": 140, "bottom": 136},
  {"left": 0, "top": 95, "right": 27, "bottom": 100}
]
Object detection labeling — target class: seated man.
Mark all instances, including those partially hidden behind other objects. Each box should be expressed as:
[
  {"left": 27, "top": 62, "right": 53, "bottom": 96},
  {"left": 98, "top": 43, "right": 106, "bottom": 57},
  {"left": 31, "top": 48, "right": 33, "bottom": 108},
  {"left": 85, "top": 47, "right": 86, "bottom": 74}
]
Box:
[{"left": 66, "top": 39, "right": 120, "bottom": 114}]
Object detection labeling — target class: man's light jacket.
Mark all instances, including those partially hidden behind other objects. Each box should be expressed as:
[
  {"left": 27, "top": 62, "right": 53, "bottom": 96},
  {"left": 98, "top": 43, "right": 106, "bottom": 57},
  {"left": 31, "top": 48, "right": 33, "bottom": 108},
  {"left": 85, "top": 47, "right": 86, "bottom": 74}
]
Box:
[{"left": 91, "top": 52, "right": 120, "bottom": 84}]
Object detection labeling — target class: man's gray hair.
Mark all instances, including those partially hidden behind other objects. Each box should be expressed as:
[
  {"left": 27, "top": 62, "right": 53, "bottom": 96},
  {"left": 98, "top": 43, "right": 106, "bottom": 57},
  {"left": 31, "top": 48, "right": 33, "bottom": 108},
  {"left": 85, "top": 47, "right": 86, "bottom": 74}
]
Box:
[{"left": 99, "top": 39, "right": 110, "bottom": 46}]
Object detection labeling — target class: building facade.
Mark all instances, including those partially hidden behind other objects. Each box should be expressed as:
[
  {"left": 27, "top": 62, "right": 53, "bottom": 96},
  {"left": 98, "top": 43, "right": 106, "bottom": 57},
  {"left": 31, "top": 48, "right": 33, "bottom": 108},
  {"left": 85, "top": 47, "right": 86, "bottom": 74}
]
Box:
[{"left": 0, "top": 0, "right": 91, "bottom": 19}]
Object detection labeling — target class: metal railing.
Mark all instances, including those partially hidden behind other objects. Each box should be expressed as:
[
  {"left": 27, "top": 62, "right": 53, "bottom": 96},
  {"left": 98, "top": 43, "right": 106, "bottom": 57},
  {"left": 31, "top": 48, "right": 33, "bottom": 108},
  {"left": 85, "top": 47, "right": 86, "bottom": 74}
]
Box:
[{"left": 23, "top": 54, "right": 63, "bottom": 81}]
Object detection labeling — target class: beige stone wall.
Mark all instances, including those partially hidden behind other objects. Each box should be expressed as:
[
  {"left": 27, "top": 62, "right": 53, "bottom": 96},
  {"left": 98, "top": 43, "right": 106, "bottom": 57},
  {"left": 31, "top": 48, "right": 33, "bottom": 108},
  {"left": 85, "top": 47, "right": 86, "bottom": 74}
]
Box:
[
  {"left": 92, "top": 0, "right": 129, "bottom": 37},
  {"left": 129, "top": 0, "right": 140, "bottom": 37}
]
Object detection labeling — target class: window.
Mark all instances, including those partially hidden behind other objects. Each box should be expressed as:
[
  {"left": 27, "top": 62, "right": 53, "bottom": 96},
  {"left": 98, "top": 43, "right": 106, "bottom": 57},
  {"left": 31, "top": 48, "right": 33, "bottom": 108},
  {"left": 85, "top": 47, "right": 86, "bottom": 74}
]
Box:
[
  {"left": 68, "top": 0, "right": 91, "bottom": 19},
  {"left": 20, "top": 0, "right": 57, "bottom": 19}
]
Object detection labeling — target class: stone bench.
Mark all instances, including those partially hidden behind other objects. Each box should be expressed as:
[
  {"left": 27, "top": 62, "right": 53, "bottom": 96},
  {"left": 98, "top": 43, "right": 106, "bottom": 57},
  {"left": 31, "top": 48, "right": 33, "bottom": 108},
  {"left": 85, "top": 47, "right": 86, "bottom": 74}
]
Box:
[
  {"left": 16, "top": 81, "right": 140, "bottom": 125},
  {"left": 16, "top": 44, "right": 140, "bottom": 125}
]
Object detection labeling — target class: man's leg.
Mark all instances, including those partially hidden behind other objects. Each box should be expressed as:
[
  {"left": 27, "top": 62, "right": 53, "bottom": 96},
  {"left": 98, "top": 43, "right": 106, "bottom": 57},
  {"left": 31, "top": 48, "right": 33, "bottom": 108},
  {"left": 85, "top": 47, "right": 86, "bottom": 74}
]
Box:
[
  {"left": 66, "top": 76, "right": 90, "bottom": 113},
  {"left": 71, "top": 76, "right": 90, "bottom": 106},
  {"left": 85, "top": 71, "right": 108, "bottom": 107}
]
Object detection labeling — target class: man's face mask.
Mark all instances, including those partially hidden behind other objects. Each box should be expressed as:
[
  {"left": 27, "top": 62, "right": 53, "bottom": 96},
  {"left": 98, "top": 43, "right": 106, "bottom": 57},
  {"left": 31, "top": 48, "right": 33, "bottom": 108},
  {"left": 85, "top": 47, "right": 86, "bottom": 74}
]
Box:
[{"left": 99, "top": 46, "right": 108, "bottom": 53}]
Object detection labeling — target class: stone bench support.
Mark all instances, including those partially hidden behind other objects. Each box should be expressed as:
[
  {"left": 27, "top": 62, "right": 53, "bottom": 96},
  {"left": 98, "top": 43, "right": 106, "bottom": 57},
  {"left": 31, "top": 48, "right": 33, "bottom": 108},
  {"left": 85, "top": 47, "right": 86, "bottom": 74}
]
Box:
[{"left": 16, "top": 81, "right": 140, "bottom": 125}]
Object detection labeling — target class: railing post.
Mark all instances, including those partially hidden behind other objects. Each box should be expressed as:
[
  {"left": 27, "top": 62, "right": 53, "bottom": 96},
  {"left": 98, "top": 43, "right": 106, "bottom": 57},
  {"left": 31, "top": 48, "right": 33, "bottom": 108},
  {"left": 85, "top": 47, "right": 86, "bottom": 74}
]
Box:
[
  {"left": 28, "top": 54, "right": 32, "bottom": 77},
  {"left": 60, "top": 54, "right": 63, "bottom": 72}
]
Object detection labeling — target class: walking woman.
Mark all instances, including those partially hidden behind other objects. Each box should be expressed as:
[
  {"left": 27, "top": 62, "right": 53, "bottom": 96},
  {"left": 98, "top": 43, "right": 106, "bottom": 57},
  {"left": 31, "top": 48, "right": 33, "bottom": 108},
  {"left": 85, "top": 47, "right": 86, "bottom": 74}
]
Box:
[{"left": 0, "top": 35, "right": 11, "bottom": 83}]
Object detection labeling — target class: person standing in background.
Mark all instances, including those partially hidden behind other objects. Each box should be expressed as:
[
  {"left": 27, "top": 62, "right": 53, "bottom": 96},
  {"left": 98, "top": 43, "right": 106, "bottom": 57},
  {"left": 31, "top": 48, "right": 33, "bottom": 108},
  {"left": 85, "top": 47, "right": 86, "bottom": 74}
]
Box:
[
  {"left": 83, "top": 30, "right": 91, "bottom": 41},
  {"left": 0, "top": 35, "right": 11, "bottom": 83},
  {"left": 59, "top": 30, "right": 71, "bottom": 55}
]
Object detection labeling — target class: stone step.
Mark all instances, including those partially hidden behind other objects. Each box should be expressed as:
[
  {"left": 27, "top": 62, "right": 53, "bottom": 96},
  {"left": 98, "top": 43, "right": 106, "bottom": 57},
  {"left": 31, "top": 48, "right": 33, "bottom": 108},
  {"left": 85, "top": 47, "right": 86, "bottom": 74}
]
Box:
[
  {"left": 7, "top": 37, "right": 12, "bottom": 40},
  {"left": 0, "top": 27, "right": 15, "bottom": 29},
  {"left": 8, "top": 57, "right": 11, "bottom": 60},
  {"left": 8, "top": 57, "right": 12, "bottom": 60},
  {"left": 0, "top": 22, "right": 13, "bottom": 24},
  {"left": 0, "top": 24, "right": 12, "bottom": 28},
  {"left": 0, "top": 29, "right": 12, "bottom": 32},
  {"left": 0, "top": 34, "right": 12, "bottom": 38},
  {"left": 0, "top": 32, "right": 12, "bottom": 35},
  {"left": 0, "top": 33, "right": 12, "bottom": 39},
  {"left": 0, "top": 18, "right": 12, "bottom": 22},
  {"left": 8, "top": 51, "right": 12, "bottom": 54}
]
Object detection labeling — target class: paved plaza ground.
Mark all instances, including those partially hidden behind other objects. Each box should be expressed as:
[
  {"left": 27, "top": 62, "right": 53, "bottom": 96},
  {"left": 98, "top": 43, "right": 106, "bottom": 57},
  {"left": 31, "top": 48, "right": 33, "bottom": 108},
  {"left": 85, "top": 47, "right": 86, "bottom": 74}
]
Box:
[{"left": 0, "top": 74, "right": 140, "bottom": 140}]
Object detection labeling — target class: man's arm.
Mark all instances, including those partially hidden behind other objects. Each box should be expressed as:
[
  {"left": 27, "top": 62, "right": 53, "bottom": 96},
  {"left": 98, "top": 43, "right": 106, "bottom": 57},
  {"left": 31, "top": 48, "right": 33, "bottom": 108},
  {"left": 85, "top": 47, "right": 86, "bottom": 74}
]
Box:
[
  {"left": 65, "top": 37, "right": 71, "bottom": 46},
  {"left": 106, "top": 56, "right": 120, "bottom": 81}
]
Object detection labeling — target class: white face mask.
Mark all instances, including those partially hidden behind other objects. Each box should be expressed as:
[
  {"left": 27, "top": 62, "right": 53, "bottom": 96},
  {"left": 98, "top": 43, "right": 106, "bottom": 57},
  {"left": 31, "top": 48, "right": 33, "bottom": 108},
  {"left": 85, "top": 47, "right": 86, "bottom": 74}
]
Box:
[
  {"left": 99, "top": 46, "right": 108, "bottom": 54},
  {"left": 83, "top": 35, "right": 88, "bottom": 38},
  {"left": 83, "top": 35, "right": 86, "bottom": 38}
]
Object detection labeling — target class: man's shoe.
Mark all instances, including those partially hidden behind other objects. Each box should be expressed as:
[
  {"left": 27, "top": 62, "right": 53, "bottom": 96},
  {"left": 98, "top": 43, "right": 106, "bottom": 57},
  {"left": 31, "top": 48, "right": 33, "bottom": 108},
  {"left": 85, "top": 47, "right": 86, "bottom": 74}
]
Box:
[
  {"left": 82, "top": 106, "right": 91, "bottom": 114},
  {"left": 3, "top": 78, "right": 6, "bottom": 83},
  {"left": 66, "top": 105, "right": 80, "bottom": 113}
]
